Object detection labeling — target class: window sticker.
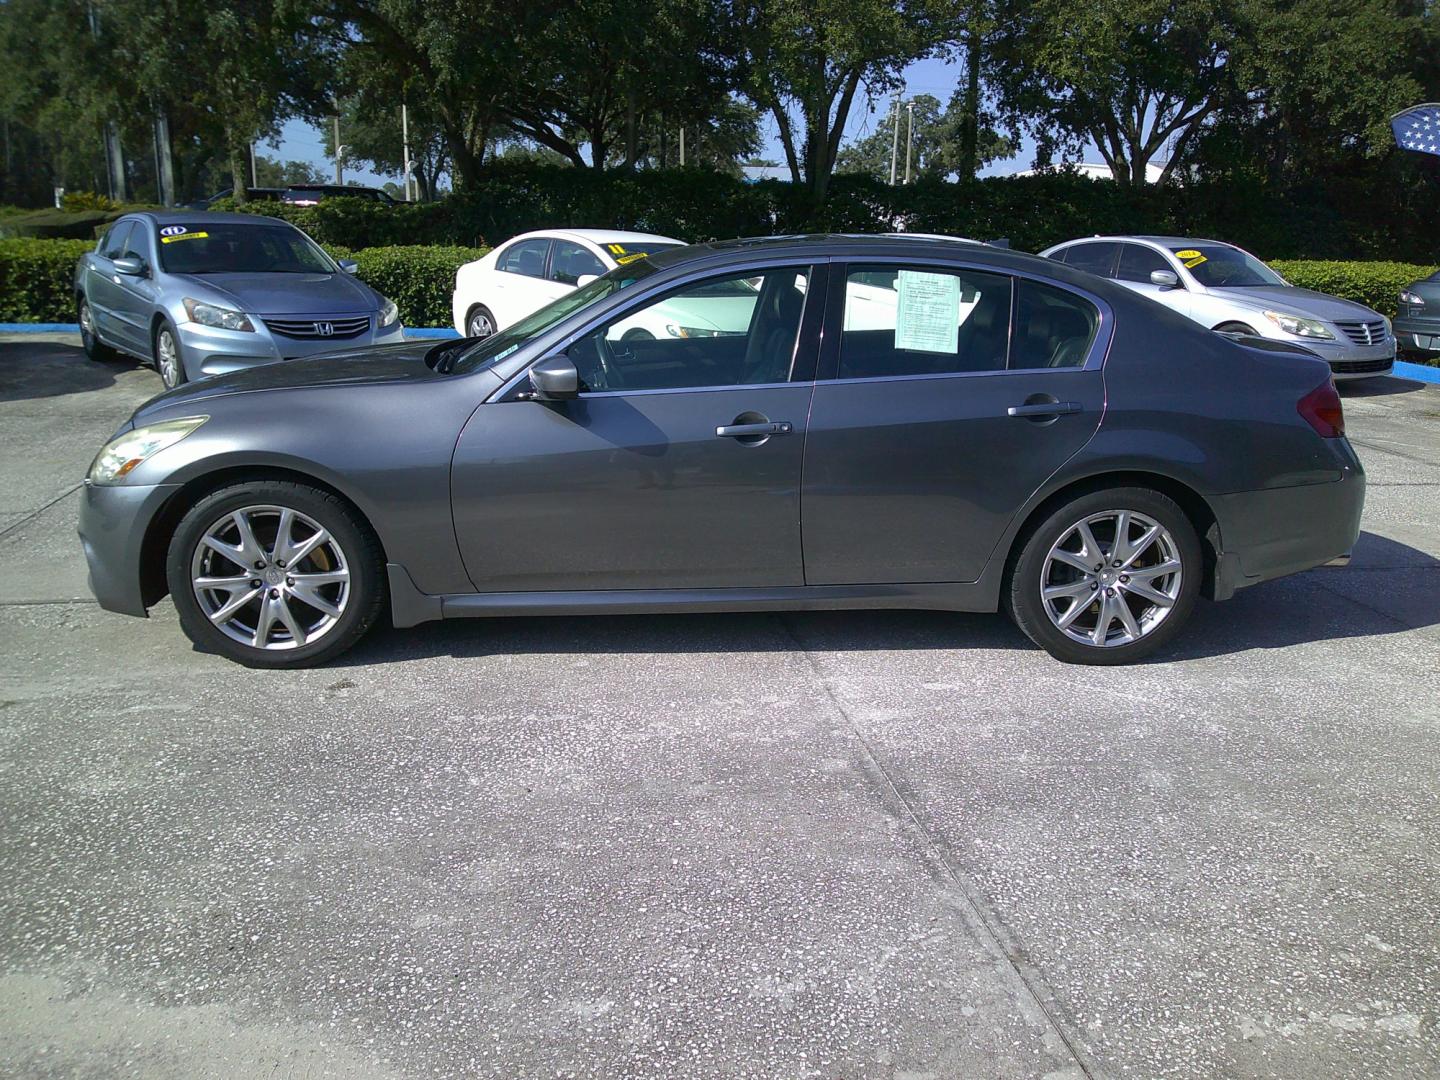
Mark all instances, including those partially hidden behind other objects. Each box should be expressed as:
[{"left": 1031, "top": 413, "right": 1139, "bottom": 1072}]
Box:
[
  {"left": 607, "top": 243, "right": 627, "bottom": 255},
  {"left": 160, "top": 225, "right": 188, "bottom": 237},
  {"left": 615, "top": 252, "right": 647, "bottom": 265},
  {"left": 894, "top": 270, "right": 961, "bottom": 353},
  {"left": 1174, "top": 248, "right": 1207, "bottom": 268},
  {"left": 161, "top": 231, "right": 208, "bottom": 244}
]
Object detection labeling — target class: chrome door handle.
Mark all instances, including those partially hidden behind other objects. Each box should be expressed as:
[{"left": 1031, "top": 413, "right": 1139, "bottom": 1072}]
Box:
[
  {"left": 1007, "top": 401, "right": 1081, "bottom": 418},
  {"left": 716, "top": 421, "right": 792, "bottom": 438}
]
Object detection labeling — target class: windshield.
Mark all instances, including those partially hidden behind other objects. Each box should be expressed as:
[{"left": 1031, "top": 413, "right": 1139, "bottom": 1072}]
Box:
[
  {"left": 448, "top": 259, "right": 662, "bottom": 374},
  {"left": 1169, "top": 244, "right": 1286, "bottom": 288},
  {"left": 601, "top": 241, "right": 682, "bottom": 265},
  {"left": 158, "top": 223, "right": 337, "bottom": 275}
]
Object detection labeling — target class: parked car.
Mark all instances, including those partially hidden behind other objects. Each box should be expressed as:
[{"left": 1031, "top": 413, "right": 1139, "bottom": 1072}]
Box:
[
  {"left": 451, "top": 228, "right": 684, "bottom": 338},
  {"left": 184, "top": 187, "right": 286, "bottom": 210},
  {"left": 281, "top": 184, "right": 397, "bottom": 206},
  {"left": 79, "top": 235, "right": 1363, "bottom": 669},
  {"left": 74, "top": 211, "right": 404, "bottom": 388},
  {"left": 1039, "top": 235, "right": 1396, "bottom": 380},
  {"left": 1394, "top": 269, "right": 1440, "bottom": 362}
]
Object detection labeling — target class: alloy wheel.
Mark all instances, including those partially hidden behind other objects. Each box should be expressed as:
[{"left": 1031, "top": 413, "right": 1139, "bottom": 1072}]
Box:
[
  {"left": 190, "top": 505, "right": 351, "bottom": 650},
  {"left": 79, "top": 300, "right": 96, "bottom": 347},
  {"left": 1040, "top": 509, "right": 1183, "bottom": 648},
  {"left": 467, "top": 310, "right": 495, "bottom": 338},
  {"left": 157, "top": 328, "right": 183, "bottom": 387}
]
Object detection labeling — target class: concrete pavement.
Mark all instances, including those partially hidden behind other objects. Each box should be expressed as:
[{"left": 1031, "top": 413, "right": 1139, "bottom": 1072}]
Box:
[{"left": 1, "top": 338, "right": 1437, "bottom": 1078}]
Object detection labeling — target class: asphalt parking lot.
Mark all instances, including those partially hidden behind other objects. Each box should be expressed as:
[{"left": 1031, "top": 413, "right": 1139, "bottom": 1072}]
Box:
[{"left": 1, "top": 337, "right": 1437, "bottom": 1079}]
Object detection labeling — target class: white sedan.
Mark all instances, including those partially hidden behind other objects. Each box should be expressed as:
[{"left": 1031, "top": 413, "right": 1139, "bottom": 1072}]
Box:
[{"left": 451, "top": 229, "right": 684, "bottom": 338}]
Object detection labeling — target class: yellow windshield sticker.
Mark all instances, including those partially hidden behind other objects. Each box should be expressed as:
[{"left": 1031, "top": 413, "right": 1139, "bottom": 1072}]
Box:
[
  {"left": 1182, "top": 255, "right": 1207, "bottom": 268},
  {"left": 1175, "top": 249, "right": 1201, "bottom": 259},
  {"left": 161, "top": 231, "right": 208, "bottom": 243},
  {"left": 607, "top": 243, "right": 627, "bottom": 255},
  {"left": 615, "top": 252, "right": 647, "bottom": 264}
]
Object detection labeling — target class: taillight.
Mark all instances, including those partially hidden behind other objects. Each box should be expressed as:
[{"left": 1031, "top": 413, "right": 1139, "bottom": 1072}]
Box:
[{"left": 1297, "top": 379, "right": 1345, "bottom": 437}]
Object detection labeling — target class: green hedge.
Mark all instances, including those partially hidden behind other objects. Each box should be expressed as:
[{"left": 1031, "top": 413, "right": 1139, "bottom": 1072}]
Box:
[
  {"left": 1, "top": 235, "right": 1431, "bottom": 331},
  {"left": 0, "top": 207, "right": 126, "bottom": 240},
  {"left": 0, "top": 236, "right": 483, "bottom": 327},
  {"left": 0, "top": 239, "right": 93, "bottom": 321},
  {"left": 1269, "top": 260, "right": 1436, "bottom": 319}
]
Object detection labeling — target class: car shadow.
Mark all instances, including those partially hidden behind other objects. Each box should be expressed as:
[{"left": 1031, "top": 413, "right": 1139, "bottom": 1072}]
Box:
[
  {"left": 0, "top": 340, "right": 144, "bottom": 402},
  {"left": 336, "top": 530, "right": 1437, "bottom": 668},
  {"left": 1339, "top": 374, "right": 1431, "bottom": 399}
]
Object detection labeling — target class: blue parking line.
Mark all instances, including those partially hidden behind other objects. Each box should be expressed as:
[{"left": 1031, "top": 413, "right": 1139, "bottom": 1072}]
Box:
[{"left": 1395, "top": 359, "right": 1440, "bottom": 384}]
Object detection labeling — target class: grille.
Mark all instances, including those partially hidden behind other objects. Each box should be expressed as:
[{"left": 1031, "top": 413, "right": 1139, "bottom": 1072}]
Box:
[
  {"left": 1330, "top": 357, "right": 1393, "bottom": 374},
  {"left": 263, "top": 315, "right": 370, "bottom": 339},
  {"left": 1332, "top": 319, "right": 1387, "bottom": 346}
]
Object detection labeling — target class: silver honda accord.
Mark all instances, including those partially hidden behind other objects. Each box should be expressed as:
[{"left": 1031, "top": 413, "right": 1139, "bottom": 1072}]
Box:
[
  {"left": 1040, "top": 235, "right": 1395, "bottom": 379},
  {"left": 73, "top": 211, "right": 404, "bottom": 388}
]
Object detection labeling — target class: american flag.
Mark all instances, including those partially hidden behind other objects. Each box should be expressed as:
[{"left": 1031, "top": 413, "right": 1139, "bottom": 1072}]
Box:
[{"left": 1392, "top": 104, "right": 1440, "bottom": 156}]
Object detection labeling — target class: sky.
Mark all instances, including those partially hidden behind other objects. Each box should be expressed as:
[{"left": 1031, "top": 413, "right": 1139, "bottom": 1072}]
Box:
[{"left": 271, "top": 55, "right": 1056, "bottom": 190}]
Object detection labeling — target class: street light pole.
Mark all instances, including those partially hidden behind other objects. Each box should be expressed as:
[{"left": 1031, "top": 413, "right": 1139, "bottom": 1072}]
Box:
[
  {"left": 904, "top": 102, "right": 915, "bottom": 184},
  {"left": 888, "top": 93, "right": 902, "bottom": 186},
  {"left": 401, "top": 103, "right": 413, "bottom": 201},
  {"left": 332, "top": 115, "right": 343, "bottom": 185}
]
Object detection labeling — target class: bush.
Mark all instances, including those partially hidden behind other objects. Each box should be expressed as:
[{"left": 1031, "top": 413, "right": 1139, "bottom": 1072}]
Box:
[
  {"left": 0, "top": 207, "right": 124, "bottom": 240},
  {"left": 61, "top": 191, "right": 125, "bottom": 213},
  {"left": 0, "top": 238, "right": 93, "bottom": 321},
  {"left": 326, "top": 244, "right": 486, "bottom": 327},
  {"left": 1269, "top": 260, "right": 1436, "bottom": 319}
]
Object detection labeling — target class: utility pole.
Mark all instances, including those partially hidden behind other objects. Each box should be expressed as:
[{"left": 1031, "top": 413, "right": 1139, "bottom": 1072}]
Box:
[
  {"left": 249, "top": 141, "right": 258, "bottom": 189},
  {"left": 152, "top": 111, "right": 175, "bottom": 206},
  {"left": 679, "top": 126, "right": 685, "bottom": 167},
  {"left": 332, "top": 115, "right": 343, "bottom": 184},
  {"left": 888, "top": 92, "right": 902, "bottom": 186},
  {"left": 904, "top": 102, "right": 915, "bottom": 184},
  {"left": 401, "top": 103, "right": 413, "bottom": 201}
]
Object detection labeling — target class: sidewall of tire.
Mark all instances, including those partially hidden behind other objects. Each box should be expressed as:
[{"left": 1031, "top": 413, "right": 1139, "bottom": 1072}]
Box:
[
  {"left": 154, "top": 319, "right": 188, "bottom": 388},
  {"left": 78, "top": 297, "right": 115, "bottom": 362},
  {"left": 166, "top": 481, "right": 385, "bottom": 668},
  {"left": 466, "top": 305, "right": 495, "bottom": 338},
  {"left": 1006, "top": 486, "right": 1203, "bottom": 665}
]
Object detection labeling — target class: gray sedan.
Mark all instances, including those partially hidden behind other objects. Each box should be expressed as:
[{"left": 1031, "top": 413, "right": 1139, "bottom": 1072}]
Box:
[
  {"left": 74, "top": 211, "right": 404, "bottom": 388},
  {"left": 77, "top": 235, "right": 1363, "bottom": 668},
  {"left": 1040, "top": 236, "right": 1395, "bottom": 379}
]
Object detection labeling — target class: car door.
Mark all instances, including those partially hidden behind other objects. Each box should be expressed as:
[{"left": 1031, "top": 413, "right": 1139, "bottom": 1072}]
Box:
[
  {"left": 490, "top": 238, "right": 557, "bottom": 328},
  {"left": 450, "top": 263, "right": 823, "bottom": 592},
  {"left": 108, "top": 219, "right": 158, "bottom": 352},
  {"left": 801, "top": 261, "right": 1107, "bottom": 585},
  {"left": 85, "top": 220, "right": 133, "bottom": 343},
  {"left": 1114, "top": 243, "right": 1192, "bottom": 318}
]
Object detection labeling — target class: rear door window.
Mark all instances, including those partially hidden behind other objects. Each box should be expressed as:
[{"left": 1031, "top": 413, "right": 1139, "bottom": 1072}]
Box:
[
  {"left": 1060, "top": 242, "right": 1120, "bottom": 278},
  {"left": 1010, "top": 279, "right": 1099, "bottom": 369},
  {"left": 549, "top": 241, "right": 607, "bottom": 287},
  {"left": 497, "top": 239, "right": 552, "bottom": 278}
]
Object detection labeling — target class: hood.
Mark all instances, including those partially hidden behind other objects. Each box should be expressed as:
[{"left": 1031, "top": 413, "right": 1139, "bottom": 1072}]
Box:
[
  {"left": 1207, "top": 285, "right": 1382, "bottom": 323},
  {"left": 173, "top": 270, "right": 378, "bottom": 316},
  {"left": 133, "top": 339, "right": 449, "bottom": 423}
]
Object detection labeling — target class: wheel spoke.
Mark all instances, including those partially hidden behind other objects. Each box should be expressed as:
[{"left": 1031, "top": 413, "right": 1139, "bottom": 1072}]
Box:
[
  {"left": 208, "top": 587, "right": 259, "bottom": 625},
  {"left": 286, "top": 527, "right": 331, "bottom": 566},
  {"left": 273, "top": 595, "right": 307, "bottom": 645},
  {"left": 1113, "top": 595, "right": 1143, "bottom": 639},
  {"left": 1121, "top": 525, "right": 1161, "bottom": 568},
  {"left": 1043, "top": 579, "right": 1095, "bottom": 602},
  {"left": 1090, "top": 596, "right": 1115, "bottom": 645},
  {"left": 252, "top": 594, "right": 278, "bottom": 647},
  {"left": 231, "top": 511, "right": 264, "bottom": 565},
  {"left": 1050, "top": 548, "right": 1094, "bottom": 574},
  {"left": 1111, "top": 511, "right": 1132, "bottom": 562},
  {"left": 1056, "top": 596, "right": 1093, "bottom": 630},
  {"left": 1076, "top": 520, "right": 1104, "bottom": 564},
  {"left": 194, "top": 574, "right": 251, "bottom": 590},
  {"left": 1121, "top": 578, "right": 1175, "bottom": 608},
  {"left": 289, "top": 581, "right": 342, "bottom": 618},
  {"left": 273, "top": 508, "right": 296, "bottom": 563},
  {"left": 1129, "top": 558, "right": 1182, "bottom": 581}
]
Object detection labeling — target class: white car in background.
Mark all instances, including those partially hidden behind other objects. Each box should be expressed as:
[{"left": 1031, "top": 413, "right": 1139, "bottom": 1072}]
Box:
[
  {"left": 1039, "top": 235, "right": 1396, "bottom": 379},
  {"left": 451, "top": 229, "right": 684, "bottom": 338}
]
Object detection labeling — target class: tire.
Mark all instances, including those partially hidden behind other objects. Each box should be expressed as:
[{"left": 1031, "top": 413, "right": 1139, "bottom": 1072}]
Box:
[
  {"left": 166, "top": 480, "right": 386, "bottom": 668},
  {"left": 1213, "top": 321, "right": 1258, "bottom": 336},
  {"left": 77, "top": 296, "right": 117, "bottom": 362},
  {"left": 154, "top": 320, "right": 188, "bottom": 389},
  {"left": 465, "top": 305, "right": 497, "bottom": 339},
  {"left": 1005, "top": 487, "right": 1202, "bottom": 665}
]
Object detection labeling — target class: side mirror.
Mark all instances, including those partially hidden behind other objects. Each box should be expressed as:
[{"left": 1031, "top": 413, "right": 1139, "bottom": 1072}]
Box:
[
  {"left": 112, "top": 256, "right": 146, "bottom": 276},
  {"left": 337, "top": 259, "right": 359, "bottom": 274},
  {"left": 526, "top": 353, "right": 579, "bottom": 401},
  {"left": 1150, "top": 269, "right": 1181, "bottom": 289},
  {"left": 575, "top": 274, "right": 599, "bottom": 288}
]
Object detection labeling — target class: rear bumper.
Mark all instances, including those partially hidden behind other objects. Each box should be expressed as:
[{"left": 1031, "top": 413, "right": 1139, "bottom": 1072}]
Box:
[
  {"left": 1208, "top": 439, "right": 1365, "bottom": 599},
  {"left": 77, "top": 481, "right": 180, "bottom": 617},
  {"left": 1393, "top": 316, "right": 1440, "bottom": 355}
]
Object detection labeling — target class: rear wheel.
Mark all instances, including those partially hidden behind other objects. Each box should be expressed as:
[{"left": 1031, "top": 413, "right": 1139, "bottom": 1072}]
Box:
[
  {"left": 1214, "top": 321, "right": 1258, "bottom": 336},
  {"left": 1006, "top": 487, "right": 1202, "bottom": 665},
  {"left": 465, "top": 305, "right": 496, "bottom": 339},
  {"left": 154, "top": 320, "right": 187, "bottom": 389},
  {"left": 166, "top": 481, "right": 386, "bottom": 668},
  {"left": 77, "top": 296, "right": 116, "bottom": 362}
]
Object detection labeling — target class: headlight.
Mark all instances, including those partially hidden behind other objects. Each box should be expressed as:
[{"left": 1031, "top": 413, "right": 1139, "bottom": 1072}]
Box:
[
  {"left": 1263, "top": 310, "right": 1334, "bottom": 340},
  {"left": 183, "top": 297, "right": 253, "bottom": 332},
  {"left": 665, "top": 323, "right": 719, "bottom": 338},
  {"left": 88, "top": 416, "right": 207, "bottom": 485},
  {"left": 1400, "top": 290, "right": 1425, "bottom": 307},
  {"left": 378, "top": 298, "right": 400, "bottom": 328}
]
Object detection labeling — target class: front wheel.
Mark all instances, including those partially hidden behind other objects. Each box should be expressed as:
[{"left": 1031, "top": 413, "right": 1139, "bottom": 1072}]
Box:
[
  {"left": 166, "top": 481, "right": 386, "bottom": 668},
  {"left": 154, "top": 320, "right": 188, "bottom": 389},
  {"left": 1005, "top": 487, "right": 1202, "bottom": 665}
]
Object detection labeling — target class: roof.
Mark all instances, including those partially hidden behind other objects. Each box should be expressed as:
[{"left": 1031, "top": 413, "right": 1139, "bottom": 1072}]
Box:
[
  {"left": 135, "top": 209, "right": 292, "bottom": 227},
  {"left": 644, "top": 233, "right": 1056, "bottom": 275},
  {"left": 510, "top": 228, "right": 684, "bottom": 247},
  {"left": 1056, "top": 234, "right": 1231, "bottom": 248}
]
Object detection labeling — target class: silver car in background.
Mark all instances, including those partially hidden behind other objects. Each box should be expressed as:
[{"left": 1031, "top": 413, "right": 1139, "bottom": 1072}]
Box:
[
  {"left": 1040, "top": 235, "right": 1395, "bottom": 380},
  {"left": 74, "top": 211, "right": 404, "bottom": 388}
]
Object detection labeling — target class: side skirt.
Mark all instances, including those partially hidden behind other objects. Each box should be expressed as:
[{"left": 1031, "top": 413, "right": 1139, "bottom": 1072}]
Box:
[{"left": 386, "top": 563, "right": 999, "bottom": 628}]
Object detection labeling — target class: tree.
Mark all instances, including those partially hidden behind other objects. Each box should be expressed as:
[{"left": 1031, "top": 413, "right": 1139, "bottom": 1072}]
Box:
[
  {"left": 990, "top": 0, "right": 1245, "bottom": 186},
  {"left": 322, "top": 96, "right": 451, "bottom": 200},
  {"left": 252, "top": 154, "right": 328, "bottom": 187},
  {"left": 836, "top": 92, "right": 1014, "bottom": 180},
  {"left": 737, "top": 0, "right": 937, "bottom": 200}
]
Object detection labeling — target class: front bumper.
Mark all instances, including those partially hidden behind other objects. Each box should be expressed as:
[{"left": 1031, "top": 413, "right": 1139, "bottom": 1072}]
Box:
[
  {"left": 176, "top": 319, "right": 406, "bottom": 378},
  {"left": 1209, "top": 438, "right": 1365, "bottom": 599},
  {"left": 1392, "top": 315, "right": 1440, "bottom": 355},
  {"left": 77, "top": 480, "right": 181, "bottom": 617},
  {"left": 1294, "top": 336, "right": 1395, "bottom": 380}
]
